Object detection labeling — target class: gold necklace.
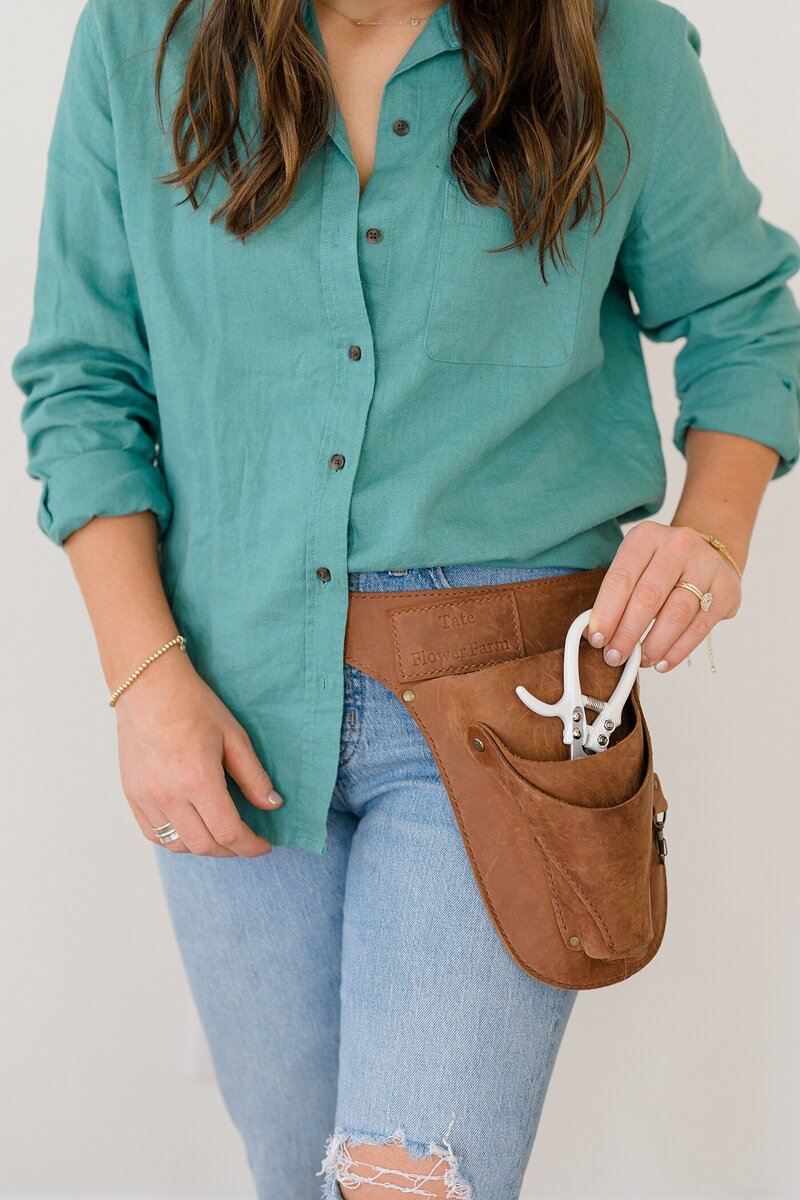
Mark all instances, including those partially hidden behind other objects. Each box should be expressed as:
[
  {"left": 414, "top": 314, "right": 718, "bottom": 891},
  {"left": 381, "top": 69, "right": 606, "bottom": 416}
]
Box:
[{"left": 315, "top": 0, "right": 434, "bottom": 26}]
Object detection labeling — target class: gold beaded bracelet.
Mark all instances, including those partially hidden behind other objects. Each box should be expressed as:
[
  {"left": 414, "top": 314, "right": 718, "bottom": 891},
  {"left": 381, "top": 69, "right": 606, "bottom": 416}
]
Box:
[{"left": 108, "top": 635, "right": 188, "bottom": 707}]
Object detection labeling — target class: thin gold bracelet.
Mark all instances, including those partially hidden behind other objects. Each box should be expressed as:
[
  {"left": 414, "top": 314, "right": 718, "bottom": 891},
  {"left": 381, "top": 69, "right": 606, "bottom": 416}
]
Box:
[
  {"left": 685, "top": 532, "right": 742, "bottom": 675},
  {"left": 697, "top": 532, "right": 744, "bottom": 579},
  {"left": 108, "top": 635, "right": 188, "bottom": 707}
]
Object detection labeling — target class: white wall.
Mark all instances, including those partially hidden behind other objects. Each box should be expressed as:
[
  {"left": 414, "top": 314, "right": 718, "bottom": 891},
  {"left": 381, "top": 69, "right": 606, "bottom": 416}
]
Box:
[{"left": 1, "top": 2, "right": 798, "bottom": 1197}]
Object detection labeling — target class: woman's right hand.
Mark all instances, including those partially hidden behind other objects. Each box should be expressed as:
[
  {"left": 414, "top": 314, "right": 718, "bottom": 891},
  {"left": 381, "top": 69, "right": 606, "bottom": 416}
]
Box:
[{"left": 114, "top": 649, "right": 282, "bottom": 857}]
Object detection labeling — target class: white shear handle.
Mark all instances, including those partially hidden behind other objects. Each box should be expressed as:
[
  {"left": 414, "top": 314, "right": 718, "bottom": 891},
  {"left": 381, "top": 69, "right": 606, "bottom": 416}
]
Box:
[
  {"left": 515, "top": 607, "right": 641, "bottom": 755},
  {"left": 583, "top": 628, "right": 641, "bottom": 754}
]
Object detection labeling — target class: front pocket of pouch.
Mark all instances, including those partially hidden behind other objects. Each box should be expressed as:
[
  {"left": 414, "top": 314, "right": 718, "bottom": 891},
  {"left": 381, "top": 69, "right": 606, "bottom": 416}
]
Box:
[
  {"left": 465, "top": 689, "right": 657, "bottom": 962},
  {"left": 424, "top": 180, "right": 590, "bottom": 369}
]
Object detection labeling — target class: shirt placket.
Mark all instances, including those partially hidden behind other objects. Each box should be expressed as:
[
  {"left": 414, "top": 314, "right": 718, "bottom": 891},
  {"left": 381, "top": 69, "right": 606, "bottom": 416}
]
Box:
[{"left": 295, "top": 6, "right": 459, "bottom": 848}]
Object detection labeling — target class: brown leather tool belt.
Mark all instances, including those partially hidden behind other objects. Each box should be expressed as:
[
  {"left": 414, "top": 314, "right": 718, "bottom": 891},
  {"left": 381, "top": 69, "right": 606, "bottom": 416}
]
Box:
[{"left": 342, "top": 564, "right": 668, "bottom": 991}]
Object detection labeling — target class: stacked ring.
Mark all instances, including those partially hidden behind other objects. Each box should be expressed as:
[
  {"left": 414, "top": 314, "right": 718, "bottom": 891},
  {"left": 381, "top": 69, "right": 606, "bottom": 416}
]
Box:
[
  {"left": 153, "top": 821, "right": 181, "bottom": 845},
  {"left": 674, "top": 580, "right": 713, "bottom": 611}
]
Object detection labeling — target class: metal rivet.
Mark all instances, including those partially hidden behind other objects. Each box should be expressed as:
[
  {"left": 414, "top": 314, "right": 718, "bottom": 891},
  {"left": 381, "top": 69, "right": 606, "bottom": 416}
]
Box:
[
  {"left": 597, "top": 734, "right": 608, "bottom": 747},
  {"left": 472, "top": 737, "right": 485, "bottom": 752},
  {"left": 603, "top": 719, "right": 614, "bottom": 731},
  {"left": 569, "top": 935, "right": 582, "bottom": 948},
  {"left": 402, "top": 689, "right": 416, "bottom": 703}
]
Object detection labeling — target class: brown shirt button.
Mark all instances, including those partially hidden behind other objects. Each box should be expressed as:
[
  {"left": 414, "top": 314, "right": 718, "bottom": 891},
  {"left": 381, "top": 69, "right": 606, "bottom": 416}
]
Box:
[
  {"left": 392, "top": 119, "right": 410, "bottom": 136},
  {"left": 329, "top": 453, "right": 346, "bottom": 470},
  {"left": 316, "top": 566, "right": 332, "bottom": 583},
  {"left": 348, "top": 344, "right": 362, "bottom": 361},
  {"left": 365, "top": 227, "right": 382, "bottom": 243}
]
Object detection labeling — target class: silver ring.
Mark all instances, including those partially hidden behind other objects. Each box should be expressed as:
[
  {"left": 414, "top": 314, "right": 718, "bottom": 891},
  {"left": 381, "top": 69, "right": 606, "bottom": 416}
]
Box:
[
  {"left": 674, "top": 580, "right": 713, "bottom": 612},
  {"left": 153, "top": 821, "right": 181, "bottom": 844}
]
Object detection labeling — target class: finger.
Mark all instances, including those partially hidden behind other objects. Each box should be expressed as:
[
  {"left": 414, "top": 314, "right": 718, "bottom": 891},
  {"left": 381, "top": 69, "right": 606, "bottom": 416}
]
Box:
[
  {"left": 603, "top": 546, "right": 695, "bottom": 666},
  {"left": 222, "top": 725, "right": 283, "bottom": 812},
  {"left": 158, "top": 799, "right": 241, "bottom": 857},
  {"left": 194, "top": 760, "right": 274, "bottom": 857},
  {"left": 130, "top": 799, "right": 189, "bottom": 853},
  {"left": 646, "top": 568, "right": 735, "bottom": 671},
  {"left": 647, "top": 599, "right": 716, "bottom": 673},
  {"left": 596, "top": 541, "right": 689, "bottom": 666},
  {"left": 586, "top": 523, "right": 659, "bottom": 650},
  {"left": 640, "top": 576, "right": 716, "bottom": 668}
]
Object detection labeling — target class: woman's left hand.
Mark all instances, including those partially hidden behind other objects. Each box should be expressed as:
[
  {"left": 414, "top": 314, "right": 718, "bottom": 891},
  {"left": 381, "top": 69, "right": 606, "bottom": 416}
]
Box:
[{"left": 585, "top": 520, "right": 742, "bottom": 671}]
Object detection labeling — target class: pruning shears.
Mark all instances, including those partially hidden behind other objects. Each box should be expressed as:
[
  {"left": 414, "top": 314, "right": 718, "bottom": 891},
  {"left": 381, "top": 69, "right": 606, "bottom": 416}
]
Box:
[{"left": 515, "top": 607, "right": 641, "bottom": 759}]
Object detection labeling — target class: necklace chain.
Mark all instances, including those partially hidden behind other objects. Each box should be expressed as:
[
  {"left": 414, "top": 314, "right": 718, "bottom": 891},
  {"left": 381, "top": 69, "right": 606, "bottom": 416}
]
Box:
[
  {"left": 315, "top": 0, "right": 432, "bottom": 26},
  {"left": 686, "top": 632, "right": 717, "bottom": 673}
]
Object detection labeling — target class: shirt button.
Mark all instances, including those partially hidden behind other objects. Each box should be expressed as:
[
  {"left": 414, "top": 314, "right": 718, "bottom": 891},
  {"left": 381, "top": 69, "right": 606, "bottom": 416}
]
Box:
[
  {"left": 348, "top": 344, "right": 362, "bottom": 361},
  {"left": 365, "top": 227, "right": 382, "bottom": 243},
  {"left": 316, "top": 566, "right": 332, "bottom": 583},
  {"left": 329, "top": 452, "right": 346, "bottom": 470},
  {"left": 392, "top": 119, "right": 410, "bottom": 136}
]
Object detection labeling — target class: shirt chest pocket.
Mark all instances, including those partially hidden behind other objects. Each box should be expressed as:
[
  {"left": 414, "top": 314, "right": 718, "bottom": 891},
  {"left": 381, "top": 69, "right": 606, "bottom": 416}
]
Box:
[{"left": 424, "top": 180, "right": 591, "bottom": 368}]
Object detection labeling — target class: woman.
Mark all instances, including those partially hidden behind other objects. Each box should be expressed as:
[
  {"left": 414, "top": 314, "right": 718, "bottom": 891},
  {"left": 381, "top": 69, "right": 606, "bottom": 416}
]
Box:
[{"left": 12, "top": 0, "right": 800, "bottom": 1195}]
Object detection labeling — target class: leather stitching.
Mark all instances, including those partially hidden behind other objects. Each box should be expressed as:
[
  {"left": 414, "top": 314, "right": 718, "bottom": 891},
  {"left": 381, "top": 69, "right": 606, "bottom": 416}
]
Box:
[{"left": 389, "top": 592, "right": 524, "bottom": 681}]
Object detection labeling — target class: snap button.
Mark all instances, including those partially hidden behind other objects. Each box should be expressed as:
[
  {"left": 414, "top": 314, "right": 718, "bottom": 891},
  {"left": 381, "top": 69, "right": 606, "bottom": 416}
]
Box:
[
  {"left": 569, "top": 935, "right": 582, "bottom": 948},
  {"left": 402, "top": 689, "right": 416, "bottom": 702},
  {"left": 471, "top": 737, "right": 485, "bottom": 752}
]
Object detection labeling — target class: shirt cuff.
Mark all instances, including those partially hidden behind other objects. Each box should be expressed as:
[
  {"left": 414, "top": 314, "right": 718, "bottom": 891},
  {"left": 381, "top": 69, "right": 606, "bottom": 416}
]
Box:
[
  {"left": 34, "top": 448, "right": 173, "bottom": 545},
  {"left": 673, "top": 364, "right": 800, "bottom": 480}
]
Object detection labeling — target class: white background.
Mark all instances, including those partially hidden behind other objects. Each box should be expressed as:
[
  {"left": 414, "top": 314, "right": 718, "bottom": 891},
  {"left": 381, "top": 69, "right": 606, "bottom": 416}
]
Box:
[{"left": 1, "top": 1, "right": 799, "bottom": 1197}]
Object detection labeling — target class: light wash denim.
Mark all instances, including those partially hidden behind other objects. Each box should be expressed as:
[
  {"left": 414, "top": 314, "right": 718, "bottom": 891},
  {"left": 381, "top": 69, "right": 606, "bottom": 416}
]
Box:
[{"left": 153, "top": 563, "right": 587, "bottom": 1200}]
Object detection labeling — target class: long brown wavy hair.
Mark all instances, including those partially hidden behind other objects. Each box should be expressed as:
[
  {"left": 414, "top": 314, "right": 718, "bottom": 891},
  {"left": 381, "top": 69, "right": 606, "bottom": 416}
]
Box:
[{"left": 154, "top": 0, "right": 630, "bottom": 281}]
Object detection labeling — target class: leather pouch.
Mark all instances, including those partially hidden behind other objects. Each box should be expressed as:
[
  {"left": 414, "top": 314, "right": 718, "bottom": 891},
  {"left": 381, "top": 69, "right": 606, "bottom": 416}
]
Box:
[{"left": 343, "top": 565, "right": 668, "bottom": 990}]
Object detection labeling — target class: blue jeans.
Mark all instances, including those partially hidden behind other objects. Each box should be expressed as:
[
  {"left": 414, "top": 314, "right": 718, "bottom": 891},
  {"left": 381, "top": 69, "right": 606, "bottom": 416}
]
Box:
[{"left": 153, "top": 563, "right": 584, "bottom": 1200}]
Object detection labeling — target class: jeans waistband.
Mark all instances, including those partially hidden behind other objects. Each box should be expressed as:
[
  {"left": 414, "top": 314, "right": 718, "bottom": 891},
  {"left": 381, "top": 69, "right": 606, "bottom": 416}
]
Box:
[{"left": 346, "top": 563, "right": 585, "bottom": 593}]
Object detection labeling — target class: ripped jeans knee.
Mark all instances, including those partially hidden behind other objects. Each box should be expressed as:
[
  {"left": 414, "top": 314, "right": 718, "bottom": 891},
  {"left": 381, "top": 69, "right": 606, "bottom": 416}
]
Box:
[{"left": 317, "top": 1114, "right": 472, "bottom": 1199}]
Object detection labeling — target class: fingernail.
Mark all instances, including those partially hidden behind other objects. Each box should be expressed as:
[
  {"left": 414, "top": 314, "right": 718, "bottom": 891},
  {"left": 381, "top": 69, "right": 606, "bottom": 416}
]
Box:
[
  {"left": 267, "top": 788, "right": 283, "bottom": 806},
  {"left": 640, "top": 653, "right": 651, "bottom": 666},
  {"left": 604, "top": 647, "right": 621, "bottom": 666},
  {"left": 590, "top": 631, "right": 606, "bottom": 648},
  {"left": 654, "top": 660, "right": 669, "bottom": 673}
]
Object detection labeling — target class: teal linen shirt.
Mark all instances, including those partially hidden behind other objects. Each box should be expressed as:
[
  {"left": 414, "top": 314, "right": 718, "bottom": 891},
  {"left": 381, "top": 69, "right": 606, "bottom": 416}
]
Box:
[{"left": 13, "top": 0, "right": 800, "bottom": 852}]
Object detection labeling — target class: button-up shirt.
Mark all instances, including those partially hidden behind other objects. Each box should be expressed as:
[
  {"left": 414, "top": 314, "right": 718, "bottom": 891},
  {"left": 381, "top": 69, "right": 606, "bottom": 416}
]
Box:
[{"left": 12, "top": 0, "right": 800, "bottom": 852}]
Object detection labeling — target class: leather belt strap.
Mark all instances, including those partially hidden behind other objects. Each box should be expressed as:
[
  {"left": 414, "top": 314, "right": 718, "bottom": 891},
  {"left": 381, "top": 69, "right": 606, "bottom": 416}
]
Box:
[{"left": 344, "top": 564, "right": 610, "bottom": 686}]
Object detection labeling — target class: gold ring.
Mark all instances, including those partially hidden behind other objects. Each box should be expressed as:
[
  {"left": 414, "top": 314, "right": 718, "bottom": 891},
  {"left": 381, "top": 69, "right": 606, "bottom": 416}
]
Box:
[{"left": 674, "top": 580, "right": 713, "bottom": 611}]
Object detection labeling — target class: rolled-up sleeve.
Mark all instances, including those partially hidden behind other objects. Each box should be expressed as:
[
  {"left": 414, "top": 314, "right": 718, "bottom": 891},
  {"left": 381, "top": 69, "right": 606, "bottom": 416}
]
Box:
[
  {"left": 11, "top": 0, "right": 172, "bottom": 546},
  {"left": 616, "top": 14, "right": 800, "bottom": 480}
]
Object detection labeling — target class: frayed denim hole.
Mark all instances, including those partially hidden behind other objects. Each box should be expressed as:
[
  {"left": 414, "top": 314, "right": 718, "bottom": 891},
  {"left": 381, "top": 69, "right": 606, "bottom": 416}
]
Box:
[{"left": 317, "top": 1115, "right": 473, "bottom": 1199}]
